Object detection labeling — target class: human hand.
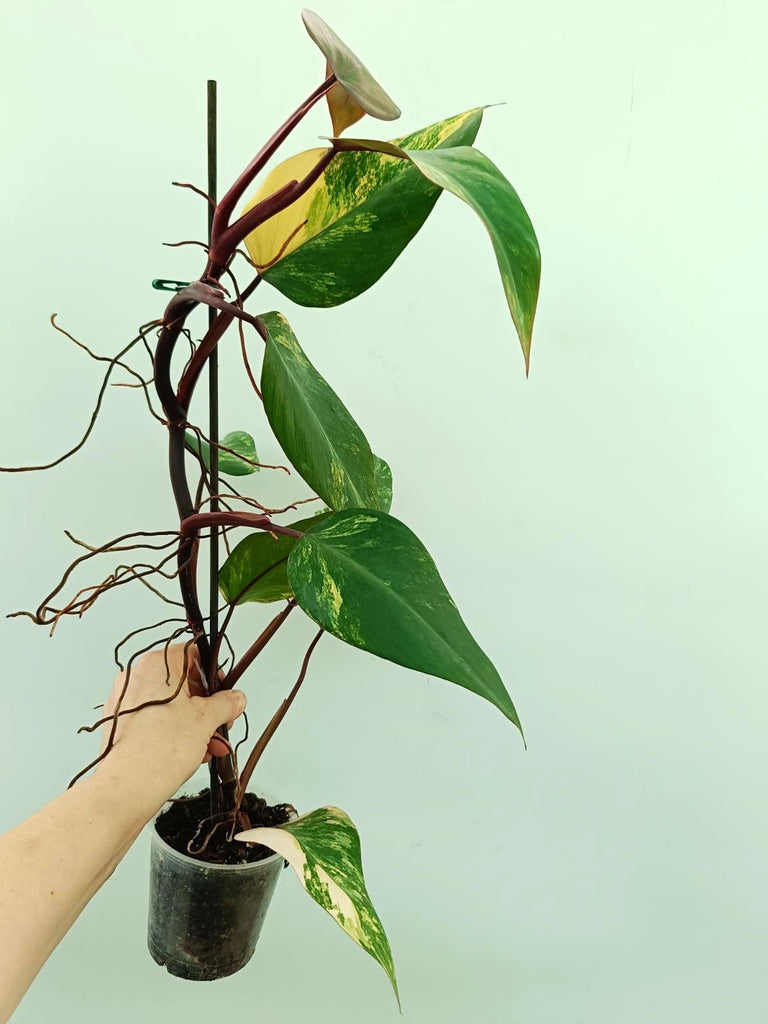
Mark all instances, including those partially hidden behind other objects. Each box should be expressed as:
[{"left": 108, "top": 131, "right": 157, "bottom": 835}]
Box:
[{"left": 96, "top": 643, "right": 246, "bottom": 806}]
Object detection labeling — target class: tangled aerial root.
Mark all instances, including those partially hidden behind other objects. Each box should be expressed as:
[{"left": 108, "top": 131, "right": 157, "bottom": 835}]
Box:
[{"left": 0, "top": 317, "right": 164, "bottom": 474}]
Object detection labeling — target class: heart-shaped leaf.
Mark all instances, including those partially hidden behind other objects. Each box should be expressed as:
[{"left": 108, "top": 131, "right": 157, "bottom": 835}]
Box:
[
  {"left": 219, "top": 455, "right": 392, "bottom": 605},
  {"left": 302, "top": 10, "right": 400, "bottom": 125},
  {"left": 332, "top": 138, "right": 540, "bottom": 372},
  {"left": 184, "top": 429, "right": 260, "bottom": 476},
  {"left": 236, "top": 805, "right": 398, "bottom": 1006},
  {"left": 287, "top": 509, "right": 522, "bottom": 731},
  {"left": 219, "top": 510, "right": 331, "bottom": 605},
  {"left": 242, "top": 108, "right": 483, "bottom": 306},
  {"left": 260, "top": 311, "right": 382, "bottom": 512}
]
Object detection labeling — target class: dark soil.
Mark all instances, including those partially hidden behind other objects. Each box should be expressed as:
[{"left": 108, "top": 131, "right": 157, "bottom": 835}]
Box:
[{"left": 156, "top": 789, "right": 295, "bottom": 865}]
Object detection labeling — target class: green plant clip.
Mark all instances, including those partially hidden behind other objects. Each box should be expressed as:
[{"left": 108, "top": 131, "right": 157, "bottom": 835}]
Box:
[{"left": 151, "top": 278, "right": 191, "bottom": 292}]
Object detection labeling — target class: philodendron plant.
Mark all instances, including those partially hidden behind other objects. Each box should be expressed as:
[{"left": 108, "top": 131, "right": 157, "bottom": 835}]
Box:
[{"left": 2, "top": 9, "right": 540, "bottom": 1005}]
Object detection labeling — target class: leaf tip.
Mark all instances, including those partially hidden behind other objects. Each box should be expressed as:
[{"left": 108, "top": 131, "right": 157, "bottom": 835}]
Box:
[
  {"left": 393, "top": 978, "right": 403, "bottom": 1013},
  {"left": 520, "top": 329, "right": 533, "bottom": 377},
  {"left": 513, "top": 713, "right": 527, "bottom": 749},
  {"left": 499, "top": 693, "right": 525, "bottom": 743}
]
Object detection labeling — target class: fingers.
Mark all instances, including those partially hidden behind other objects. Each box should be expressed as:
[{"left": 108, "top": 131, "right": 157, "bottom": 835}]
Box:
[
  {"left": 199, "top": 691, "right": 247, "bottom": 764},
  {"left": 203, "top": 689, "right": 247, "bottom": 731},
  {"left": 151, "top": 641, "right": 200, "bottom": 684},
  {"left": 201, "top": 692, "right": 246, "bottom": 765},
  {"left": 113, "top": 642, "right": 199, "bottom": 697},
  {"left": 104, "top": 644, "right": 247, "bottom": 771},
  {"left": 187, "top": 666, "right": 227, "bottom": 699},
  {"left": 121, "top": 643, "right": 227, "bottom": 700},
  {"left": 207, "top": 733, "right": 232, "bottom": 758}
]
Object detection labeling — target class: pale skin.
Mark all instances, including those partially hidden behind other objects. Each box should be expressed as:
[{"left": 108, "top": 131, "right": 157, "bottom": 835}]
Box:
[{"left": 0, "top": 644, "right": 246, "bottom": 1023}]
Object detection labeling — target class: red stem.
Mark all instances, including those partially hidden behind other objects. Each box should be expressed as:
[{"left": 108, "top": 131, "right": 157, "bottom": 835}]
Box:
[
  {"left": 208, "top": 147, "right": 337, "bottom": 274},
  {"left": 210, "top": 74, "right": 335, "bottom": 249},
  {"left": 236, "top": 628, "right": 324, "bottom": 800},
  {"left": 177, "top": 276, "right": 264, "bottom": 410},
  {"left": 180, "top": 511, "right": 304, "bottom": 539},
  {"left": 152, "top": 78, "right": 337, "bottom": 814},
  {"left": 224, "top": 600, "right": 297, "bottom": 691}
]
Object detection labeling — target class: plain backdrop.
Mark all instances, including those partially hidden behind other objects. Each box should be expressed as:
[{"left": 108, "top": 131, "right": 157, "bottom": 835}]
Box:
[{"left": 1, "top": 1, "right": 766, "bottom": 1021}]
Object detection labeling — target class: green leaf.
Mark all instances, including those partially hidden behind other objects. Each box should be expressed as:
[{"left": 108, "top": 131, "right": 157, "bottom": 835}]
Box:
[
  {"left": 302, "top": 10, "right": 400, "bottom": 125},
  {"left": 218, "top": 454, "right": 392, "bottom": 605},
  {"left": 242, "top": 108, "right": 483, "bottom": 306},
  {"left": 260, "top": 311, "right": 381, "bottom": 511},
  {"left": 332, "top": 139, "right": 540, "bottom": 373},
  {"left": 218, "top": 510, "right": 331, "bottom": 604},
  {"left": 235, "top": 806, "right": 398, "bottom": 1006},
  {"left": 184, "top": 429, "right": 260, "bottom": 477},
  {"left": 287, "top": 509, "right": 522, "bottom": 731},
  {"left": 373, "top": 455, "right": 393, "bottom": 513}
]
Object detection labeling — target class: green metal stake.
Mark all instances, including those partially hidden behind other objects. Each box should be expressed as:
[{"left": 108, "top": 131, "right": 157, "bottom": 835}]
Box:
[{"left": 207, "top": 80, "right": 219, "bottom": 671}]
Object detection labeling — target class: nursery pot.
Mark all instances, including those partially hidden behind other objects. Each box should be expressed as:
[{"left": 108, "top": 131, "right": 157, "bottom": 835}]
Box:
[{"left": 147, "top": 800, "right": 284, "bottom": 981}]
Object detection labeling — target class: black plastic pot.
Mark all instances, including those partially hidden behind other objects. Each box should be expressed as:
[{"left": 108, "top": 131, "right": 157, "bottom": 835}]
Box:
[{"left": 147, "top": 807, "right": 283, "bottom": 981}]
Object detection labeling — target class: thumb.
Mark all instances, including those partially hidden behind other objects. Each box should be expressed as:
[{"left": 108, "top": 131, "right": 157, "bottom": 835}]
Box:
[{"left": 204, "top": 688, "right": 247, "bottom": 730}]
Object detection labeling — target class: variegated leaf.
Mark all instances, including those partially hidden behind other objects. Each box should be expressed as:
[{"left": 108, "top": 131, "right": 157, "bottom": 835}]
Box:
[
  {"left": 302, "top": 10, "right": 400, "bottom": 125},
  {"left": 235, "top": 806, "right": 399, "bottom": 1006},
  {"left": 219, "top": 452, "right": 392, "bottom": 605},
  {"left": 287, "top": 509, "right": 522, "bottom": 731},
  {"left": 241, "top": 108, "right": 484, "bottom": 306},
  {"left": 373, "top": 454, "right": 393, "bottom": 513},
  {"left": 184, "top": 429, "right": 260, "bottom": 476},
  {"left": 332, "top": 138, "right": 540, "bottom": 372},
  {"left": 218, "top": 510, "right": 331, "bottom": 605},
  {"left": 260, "top": 311, "right": 381, "bottom": 512}
]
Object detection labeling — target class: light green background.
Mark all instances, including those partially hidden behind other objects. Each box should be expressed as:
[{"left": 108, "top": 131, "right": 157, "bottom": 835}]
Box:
[{"left": 1, "top": 1, "right": 766, "bottom": 1021}]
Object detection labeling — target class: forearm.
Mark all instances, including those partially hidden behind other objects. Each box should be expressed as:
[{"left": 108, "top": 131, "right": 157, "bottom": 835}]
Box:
[
  {"left": 0, "top": 644, "right": 246, "bottom": 1022},
  {"left": 0, "top": 756, "right": 164, "bottom": 1022}
]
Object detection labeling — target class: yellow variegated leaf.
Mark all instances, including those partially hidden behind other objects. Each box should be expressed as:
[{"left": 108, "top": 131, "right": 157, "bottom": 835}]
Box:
[
  {"left": 243, "top": 146, "right": 330, "bottom": 273},
  {"left": 236, "top": 806, "right": 398, "bottom": 1006},
  {"left": 241, "top": 108, "right": 484, "bottom": 305}
]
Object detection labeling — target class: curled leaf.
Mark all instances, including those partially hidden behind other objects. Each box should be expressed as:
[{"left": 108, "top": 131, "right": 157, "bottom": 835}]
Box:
[{"left": 302, "top": 9, "right": 400, "bottom": 124}]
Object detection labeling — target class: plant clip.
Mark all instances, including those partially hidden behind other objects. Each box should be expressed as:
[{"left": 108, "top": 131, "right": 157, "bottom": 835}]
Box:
[{"left": 152, "top": 279, "right": 192, "bottom": 292}]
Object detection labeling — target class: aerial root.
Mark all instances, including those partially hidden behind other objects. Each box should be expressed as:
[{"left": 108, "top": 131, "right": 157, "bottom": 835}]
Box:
[
  {"left": 187, "top": 817, "right": 229, "bottom": 855},
  {"left": 0, "top": 319, "right": 163, "bottom": 472},
  {"left": 223, "top": 265, "right": 263, "bottom": 401},
  {"left": 171, "top": 181, "right": 216, "bottom": 207},
  {"left": 199, "top": 491, "right": 321, "bottom": 516},
  {"left": 113, "top": 615, "right": 190, "bottom": 671},
  {"left": 250, "top": 219, "right": 307, "bottom": 271},
  {"left": 8, "top": 531, "right": 188, "bottom": 630},
  {"left": 163, "top": 238, "right": 210, "bottom": 252},
  {"left": 68, "top": 632, "right": 199, "bottom": 788}
]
